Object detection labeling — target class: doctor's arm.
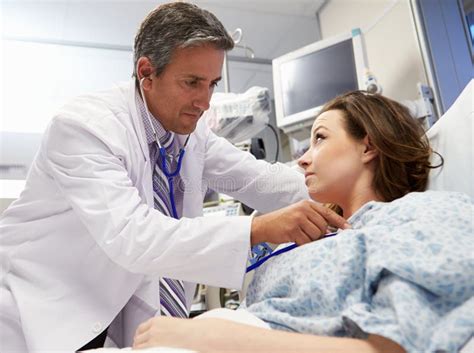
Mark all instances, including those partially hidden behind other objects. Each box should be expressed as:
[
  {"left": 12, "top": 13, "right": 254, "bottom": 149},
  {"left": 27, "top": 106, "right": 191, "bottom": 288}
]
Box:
[
  {"left": 133, "top": 317, "right": 406, "bottom": 353},
  {"left": 44, "top": 116, "right": 252, "bottom": 288},
  {"left": 202, "top": 130, "right": 350, "bottom": 246}
]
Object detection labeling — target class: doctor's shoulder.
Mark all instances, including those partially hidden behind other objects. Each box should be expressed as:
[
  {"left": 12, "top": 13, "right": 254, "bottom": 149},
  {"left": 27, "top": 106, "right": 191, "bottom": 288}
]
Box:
[
  {"left": 44, "top": 88, "right": 135, "bottom": 154},
  {"left": 55, "top": 85, "right": 130, "bottom": 126}
]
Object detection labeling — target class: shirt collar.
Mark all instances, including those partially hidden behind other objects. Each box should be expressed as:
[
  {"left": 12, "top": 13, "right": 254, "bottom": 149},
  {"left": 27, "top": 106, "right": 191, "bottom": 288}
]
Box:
[{"left": 136, "top": 89, "right": 172, "bottom": 146}]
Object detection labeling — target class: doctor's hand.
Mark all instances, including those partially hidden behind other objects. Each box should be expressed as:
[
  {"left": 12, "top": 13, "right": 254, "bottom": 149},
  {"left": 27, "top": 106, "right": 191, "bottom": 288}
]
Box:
[{"left": 250, "top": 200, "right": 350, "bottom": 246}]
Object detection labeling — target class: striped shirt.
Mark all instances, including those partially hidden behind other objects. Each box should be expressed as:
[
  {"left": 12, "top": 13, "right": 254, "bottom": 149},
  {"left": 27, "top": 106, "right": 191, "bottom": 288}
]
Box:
[{"left": 135, "top": 90, "right": 184, "bottom": 217}]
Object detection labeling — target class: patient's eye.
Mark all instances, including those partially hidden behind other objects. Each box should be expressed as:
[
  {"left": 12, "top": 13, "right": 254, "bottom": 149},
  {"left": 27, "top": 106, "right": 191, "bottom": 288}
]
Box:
[{"left": 314, "top": 133, "right": 326, "bottom": 144}]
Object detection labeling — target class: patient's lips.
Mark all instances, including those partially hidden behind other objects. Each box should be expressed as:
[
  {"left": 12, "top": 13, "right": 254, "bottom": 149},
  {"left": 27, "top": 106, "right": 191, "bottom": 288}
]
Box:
[{"left": 304, "top": 172, "right": 316, "bottom": 186}]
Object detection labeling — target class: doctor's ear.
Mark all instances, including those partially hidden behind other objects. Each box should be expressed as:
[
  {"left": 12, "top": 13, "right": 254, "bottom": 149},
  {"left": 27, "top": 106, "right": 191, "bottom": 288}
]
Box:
[
  {"left": 137, "top": 57, "right": 155, "bottom": 88},
  {"left": 361, "top": 135, "right": 378, "bottom": 163}
]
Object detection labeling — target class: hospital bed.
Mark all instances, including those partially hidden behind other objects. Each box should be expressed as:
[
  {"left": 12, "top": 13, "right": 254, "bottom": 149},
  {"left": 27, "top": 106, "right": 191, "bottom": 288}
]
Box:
[
  {"left": 89, "top": 79, "right": 473, "bottom": 352},
  {"left": 426, "top": 80, "right": 473, "bottom": 199},
  {"left": 427, "top": 79, "right": 474, "bottom": 353}
]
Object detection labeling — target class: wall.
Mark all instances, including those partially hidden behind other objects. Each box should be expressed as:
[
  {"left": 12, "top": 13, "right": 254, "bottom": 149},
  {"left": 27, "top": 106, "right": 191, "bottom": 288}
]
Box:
[
  {"left": 1, "top": 1, "right": 321, "bottom": 135},
  {"left": 0, "top": 199, "right": 14, "bottom": 214},
  {"left": 318, "top": 0, "right": 428, "bottom": 102}
]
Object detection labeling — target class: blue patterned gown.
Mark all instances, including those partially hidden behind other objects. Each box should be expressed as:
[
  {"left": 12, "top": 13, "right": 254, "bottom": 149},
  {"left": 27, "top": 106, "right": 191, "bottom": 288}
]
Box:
[{"left": 242, "top": 191, "right": 474, "bottom": 353}]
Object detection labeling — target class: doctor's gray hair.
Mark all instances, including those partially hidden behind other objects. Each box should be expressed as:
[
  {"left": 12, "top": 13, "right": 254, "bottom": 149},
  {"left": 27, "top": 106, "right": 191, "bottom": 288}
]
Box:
[{"left": 133, "top": 2, "right": 234, "bottom": 79}]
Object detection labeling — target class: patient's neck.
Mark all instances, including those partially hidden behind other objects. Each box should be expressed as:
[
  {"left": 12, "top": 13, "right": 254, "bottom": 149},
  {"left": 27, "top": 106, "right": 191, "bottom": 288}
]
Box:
[
  {"left": 340, "top": 187, "right": 382, "bottom": 219},
  {"left": 337, "top": 168, "right": 383, "bottom": 219}
]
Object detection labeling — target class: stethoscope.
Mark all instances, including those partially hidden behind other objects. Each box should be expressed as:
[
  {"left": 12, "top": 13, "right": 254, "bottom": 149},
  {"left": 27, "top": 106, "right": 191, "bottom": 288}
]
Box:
[
  {"left": 246, "top": 232, "right": 338, "bottom": 273},
  {"left": 139, "top": 76, "right": 190, "bottom": 219}
]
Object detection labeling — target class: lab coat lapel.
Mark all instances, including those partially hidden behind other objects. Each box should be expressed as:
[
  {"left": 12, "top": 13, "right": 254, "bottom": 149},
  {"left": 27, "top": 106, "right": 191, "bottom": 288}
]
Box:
[
  {"left": 126, "top": 79, "right": 154, "bottom": 207},
  {"left": 127, "top": 79, "right": 149, "bottom": 162}
]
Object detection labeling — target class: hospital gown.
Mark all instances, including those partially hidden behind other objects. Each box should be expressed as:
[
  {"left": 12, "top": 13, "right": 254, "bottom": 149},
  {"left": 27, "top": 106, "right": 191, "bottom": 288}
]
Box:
[{"left": 242, "top": 191, "right": 474, "bottom": 353}]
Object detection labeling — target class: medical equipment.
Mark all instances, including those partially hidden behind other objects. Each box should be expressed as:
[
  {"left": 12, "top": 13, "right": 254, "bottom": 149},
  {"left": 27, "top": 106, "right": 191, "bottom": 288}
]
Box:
[
  {"left": 139, "top": 77, "right": 191, "bottom": 218},
  {"left": 272, "top": 29, "right": 367, "bottom": 134},
  {"left": 401, "top": 83, "right": 437, "bottom": 130},
  {"left": 203, "top": 202, "right": 242, "bottom": 217},
  {"left": 363, "top": 69, "right": 382, "bottom": 94},
  {"left": 204, "top": 86, "right": 271, "bottom": 144},
  {"left": 246, "top": 232, "right": 338, "bottom": 273},
  {"left": 195, "top": 200, "right": 244, "bottom": 315}
]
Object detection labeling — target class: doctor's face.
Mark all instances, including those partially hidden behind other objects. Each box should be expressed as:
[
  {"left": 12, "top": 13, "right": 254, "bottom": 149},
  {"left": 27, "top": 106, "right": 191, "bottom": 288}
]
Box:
[
  {"left": 298, "top": 110, "right": 368, "bottom": 205},
  {"left": 142, "top": 45, "right": 224, "bottom": 134}
]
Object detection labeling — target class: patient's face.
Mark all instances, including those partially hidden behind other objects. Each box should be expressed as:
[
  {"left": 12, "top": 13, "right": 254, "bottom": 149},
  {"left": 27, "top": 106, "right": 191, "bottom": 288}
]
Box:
[{"left": 298, "top": 110, "right": 367, "bottom": 205}]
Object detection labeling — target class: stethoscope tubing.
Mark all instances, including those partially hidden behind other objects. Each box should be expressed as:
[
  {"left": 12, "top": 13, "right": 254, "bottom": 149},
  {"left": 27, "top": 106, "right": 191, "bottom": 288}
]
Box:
[
  {"left": 246, "top": 232, "right": 338, "bottom": 273},
  {"left": 161, "top": 148, "right": 186, "bottom": 219}
]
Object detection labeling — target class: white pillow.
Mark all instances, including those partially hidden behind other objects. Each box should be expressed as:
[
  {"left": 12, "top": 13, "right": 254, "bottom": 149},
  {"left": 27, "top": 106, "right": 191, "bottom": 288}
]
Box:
[{"left": 427, "top": 80, "right": 473, "bottom": 199}]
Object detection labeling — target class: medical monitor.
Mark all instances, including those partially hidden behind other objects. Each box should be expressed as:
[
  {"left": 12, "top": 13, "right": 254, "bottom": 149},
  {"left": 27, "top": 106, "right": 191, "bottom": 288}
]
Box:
[{"left": 273, "top": 31, "right": 366, "bottom": 132}]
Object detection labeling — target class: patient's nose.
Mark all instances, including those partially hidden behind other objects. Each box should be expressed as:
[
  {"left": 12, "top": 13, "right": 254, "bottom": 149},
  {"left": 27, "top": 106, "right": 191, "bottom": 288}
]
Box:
[{"left": 298, "top": 150, "right": 311, "bottom": 169}]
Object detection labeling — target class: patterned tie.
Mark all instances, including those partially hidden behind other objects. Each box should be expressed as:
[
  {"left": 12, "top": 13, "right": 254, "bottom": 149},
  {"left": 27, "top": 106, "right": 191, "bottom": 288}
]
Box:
[{"left": 153, "top": 132, "right": 188, "bottom": 318}]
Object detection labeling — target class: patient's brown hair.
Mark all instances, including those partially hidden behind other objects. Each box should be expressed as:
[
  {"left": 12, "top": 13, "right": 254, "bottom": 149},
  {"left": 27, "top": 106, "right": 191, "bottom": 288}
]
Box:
[{"left": 320, "top": 91, "right": 441, "bottom": 204}]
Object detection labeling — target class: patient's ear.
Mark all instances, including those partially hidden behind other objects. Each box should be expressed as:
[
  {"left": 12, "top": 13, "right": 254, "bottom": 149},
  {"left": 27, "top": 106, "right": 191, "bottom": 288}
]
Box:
[{"left": 361, "top": 136, "right": 378, "bottom": 163}]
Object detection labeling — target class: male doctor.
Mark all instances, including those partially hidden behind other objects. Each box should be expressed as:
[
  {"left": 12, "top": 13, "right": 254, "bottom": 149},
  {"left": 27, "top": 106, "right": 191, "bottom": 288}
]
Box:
[{"left": 0, "top": 2, "right": 348, "bottom": 351}]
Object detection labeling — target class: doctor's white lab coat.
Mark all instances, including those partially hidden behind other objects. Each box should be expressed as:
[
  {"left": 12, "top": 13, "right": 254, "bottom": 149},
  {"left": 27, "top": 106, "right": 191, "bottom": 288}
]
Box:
[{"left": 0, "top": 80, "right": 307, "bottom": 351}]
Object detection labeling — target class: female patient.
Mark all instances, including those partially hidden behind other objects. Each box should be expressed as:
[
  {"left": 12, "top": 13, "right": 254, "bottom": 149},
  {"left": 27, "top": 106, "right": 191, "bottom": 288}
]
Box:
[{"left": 133, "top": 91, "right": 473, "bottom": 353}]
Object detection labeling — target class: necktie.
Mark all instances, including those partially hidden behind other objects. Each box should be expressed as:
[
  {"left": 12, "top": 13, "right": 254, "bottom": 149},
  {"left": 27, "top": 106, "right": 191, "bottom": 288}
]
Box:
[{"left": 152, "top": 132, "right": 188, "bottom": 318}]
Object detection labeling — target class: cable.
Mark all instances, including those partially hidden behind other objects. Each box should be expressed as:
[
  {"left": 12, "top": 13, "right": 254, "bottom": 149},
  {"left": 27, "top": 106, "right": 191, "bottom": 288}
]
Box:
[
  {"left": 362, "top": 0, "right": 401, "bottom": 34},
  {"left": 265, "top": 123, "right": 280, "bottom": 163},
  {"left": 246, "top": 232, "right": 338, "bottom": 273},
  {"left": 246, "top": 243, "right": 297, "bottom": 273}
]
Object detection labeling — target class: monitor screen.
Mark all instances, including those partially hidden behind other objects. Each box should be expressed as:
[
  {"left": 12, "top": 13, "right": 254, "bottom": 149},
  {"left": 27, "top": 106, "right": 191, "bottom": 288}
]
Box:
[
  {"left": 273, "top": 32, "right": 366, "bottom": 131},
  {"left": 280, "top": 39, "right": 358, "bottom": 117}
]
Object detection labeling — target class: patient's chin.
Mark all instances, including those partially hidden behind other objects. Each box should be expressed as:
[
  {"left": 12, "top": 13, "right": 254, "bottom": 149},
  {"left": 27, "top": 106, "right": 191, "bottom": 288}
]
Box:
[{"left": 308, "top": 190, "right": 331, "bottom": 204}]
